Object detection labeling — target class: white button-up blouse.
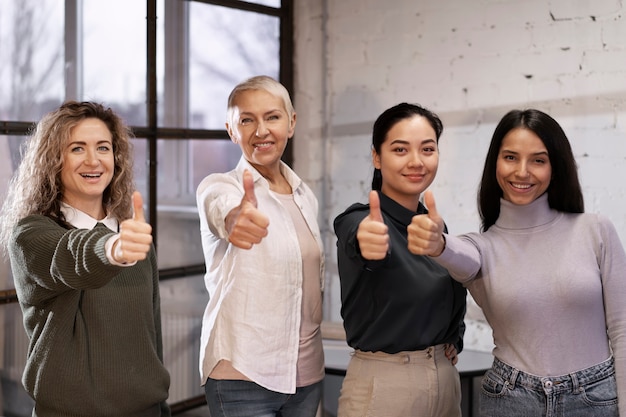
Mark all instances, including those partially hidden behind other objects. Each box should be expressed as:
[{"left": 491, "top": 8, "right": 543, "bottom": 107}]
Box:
[{"left": 196, "top": 157, "right": 325, "bottom": 394}]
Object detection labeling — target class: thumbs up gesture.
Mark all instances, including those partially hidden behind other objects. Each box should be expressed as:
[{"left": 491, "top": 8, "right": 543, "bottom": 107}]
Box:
[
  {"left": 356, "top": 191, "right": 389, "bottom": 260},
  {"left": 225, "top": 169, "right": 270, "bottom": 249},
  {"left": 407, "top": 190, "right": 446, "bottom": 256},
  {"left": 115, "top": 191, "right": 153, "bottom": 263}
]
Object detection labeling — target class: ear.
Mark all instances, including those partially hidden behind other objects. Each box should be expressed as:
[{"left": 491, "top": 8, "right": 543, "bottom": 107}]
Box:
[
  {"left": 372, "top": 148, "right": 381, "bottom": 169},
  {"left": 226, "top": 122, "right": 239, "bottom": 144},
  {"left": 287, "top": 112, "right": 297, "bottom": 138}
]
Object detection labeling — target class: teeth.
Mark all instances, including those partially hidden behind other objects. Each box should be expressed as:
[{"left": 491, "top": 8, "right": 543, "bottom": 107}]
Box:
[
  {"left": 254, "top": 143, "right": 272, "bottom": 148},
  {"left": 81, "top": 174, "right": 101, "bottom": 178},
  {"left": 512, "top": 183, "right": 531, "bottom": 189}
]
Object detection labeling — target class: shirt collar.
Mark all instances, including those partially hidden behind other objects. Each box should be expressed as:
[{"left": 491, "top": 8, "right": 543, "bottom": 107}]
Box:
[{"left": 60, "top": 202, "right": 119, "bottom": 232}]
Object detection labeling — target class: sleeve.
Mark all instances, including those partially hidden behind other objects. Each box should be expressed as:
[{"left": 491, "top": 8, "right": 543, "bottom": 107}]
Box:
[
  {"left": 333, "top": 204, "right": 389, "bottom": 271},
  {"left": 597, "top": 215, "right": 626, "bottom": 415},
  {"left": 10, "top": 216, "right": 122, "bottom": 301},
  {"left": 434, "top": 233, "right": 482, "bottom": 283},
  {"left": 196, "top": 173, "right": 244, "bottom": 240}
]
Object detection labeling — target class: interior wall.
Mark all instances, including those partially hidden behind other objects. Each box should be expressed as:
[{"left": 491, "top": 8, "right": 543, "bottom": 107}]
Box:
[{"left": 292, "top": 0, "right": 626, "bottom": 338}]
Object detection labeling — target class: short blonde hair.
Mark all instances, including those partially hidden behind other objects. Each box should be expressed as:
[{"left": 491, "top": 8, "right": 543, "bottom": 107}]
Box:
[{"left": 226, "top": 75, "right": 295, "bottom": 133}]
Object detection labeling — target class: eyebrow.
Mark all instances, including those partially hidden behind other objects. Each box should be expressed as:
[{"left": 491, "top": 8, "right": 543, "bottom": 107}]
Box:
[
  {"left": 66, "top": 140, "right": 112, "bottom": 147},
  {"left": 500, "top": 149, "right": 549, "bottom": 156},
  {"left": 388, "top": 138, "right": 437, "bottom": 146},
  {"left": 239, "top": 109, "right": 284, "bottom": 117}
]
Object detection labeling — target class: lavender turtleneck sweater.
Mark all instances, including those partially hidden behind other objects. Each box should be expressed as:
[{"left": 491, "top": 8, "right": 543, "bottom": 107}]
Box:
[{"left": 437, "top": 193, "right": 626, "bottom": 412}]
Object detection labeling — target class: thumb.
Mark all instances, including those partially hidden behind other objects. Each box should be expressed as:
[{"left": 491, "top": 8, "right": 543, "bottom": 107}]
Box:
[
  {"left": 242, "top": 169, "right": 257, "bottom": 207},
  {"left": 368, "top": 190, "right": 383, "bottom": 222},
  {"left": 424, "top": 190, "right": 440, "bottom": 221},
  {"left": 132, "top": 191, "right": 146, "bottom": 222}
]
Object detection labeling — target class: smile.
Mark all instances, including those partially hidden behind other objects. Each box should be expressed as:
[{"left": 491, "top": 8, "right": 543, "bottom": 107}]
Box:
[
  {"left": 511, "top": 182, "right": 532, "bottom": 189},
  {"left": 81, "top": 173, "right": 102, "bottom": 178},
  {"left": 254, "top": 142, "right": 273, "bottom": 149}
]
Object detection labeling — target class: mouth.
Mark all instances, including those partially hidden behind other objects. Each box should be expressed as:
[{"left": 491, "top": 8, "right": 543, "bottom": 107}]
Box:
[
  {"left": 510, "top": 182, "right": 532, "bottom": 190},
  {"left": 80, "top": 173, "right": 103, "bottom": 179},
  {"left": 403, "top": 173, "right": 425, "bottom": 181},
  {"left": 253, "top": 141, "right": 274, "bottom": 149}
]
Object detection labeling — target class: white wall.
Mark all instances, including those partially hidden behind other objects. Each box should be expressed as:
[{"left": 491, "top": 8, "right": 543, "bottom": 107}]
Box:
[{"left": 292, "top": 0, "right": 626, "bottom": 341}]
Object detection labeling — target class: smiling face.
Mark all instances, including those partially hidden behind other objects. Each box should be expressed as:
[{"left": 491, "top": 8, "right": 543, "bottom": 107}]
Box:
[
  {"left": 496, "top": 127, "right": 552, "bottom": 205},
  {"left": 60, "top": 118, "right": 114, "bottom": 218},
  {"left": 226, "top": 89, "right": 295, "bottom": 177},
  {"left": 373, "top": 115, "right": 439, "bottom": 211}
]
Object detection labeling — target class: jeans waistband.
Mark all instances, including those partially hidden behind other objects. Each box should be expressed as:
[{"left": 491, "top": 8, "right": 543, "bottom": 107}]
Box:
[
  {"left": 354, "top": 344, "right": 445, "bottom": 364},
  {"left": 491, "top": 356, "right": 615, "bottom": 393}
]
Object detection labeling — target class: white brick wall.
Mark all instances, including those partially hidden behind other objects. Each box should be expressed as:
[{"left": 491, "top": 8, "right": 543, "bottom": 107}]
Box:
[{"left": 293, "top": 0, "right": 626, "bottom": 344}]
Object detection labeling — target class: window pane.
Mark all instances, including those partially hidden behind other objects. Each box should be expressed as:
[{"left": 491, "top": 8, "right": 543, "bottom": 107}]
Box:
[
  {"left": 240, "top": 0, "right": 281, "bottom": 7},
  {"left": 191, "top": 139, "right": 241, "bottom": 191},
  {"left": 83, "top": 0, "right": 147, "bottom": 125},
  {"left": 189, "top": 4, "right": 280, "bottom": 129},
  {"left": 0, "top": 0, "right": 64, "bottom": 121}
]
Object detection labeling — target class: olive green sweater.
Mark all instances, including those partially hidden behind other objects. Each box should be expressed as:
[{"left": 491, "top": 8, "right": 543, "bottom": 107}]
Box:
[{"left": 9, "top": 214, "right": 170, "bottom": 417}]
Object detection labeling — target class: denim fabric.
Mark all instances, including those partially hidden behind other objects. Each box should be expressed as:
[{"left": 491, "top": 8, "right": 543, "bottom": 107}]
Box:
[
  {"left": 204, "top": 379, "right": 322, "bottom": 417},
  {"left": 480, "top": 356, "right": 618, "bottom": 417}
]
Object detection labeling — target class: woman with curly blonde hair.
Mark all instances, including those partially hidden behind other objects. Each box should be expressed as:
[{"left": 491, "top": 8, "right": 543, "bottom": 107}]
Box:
[{"left": 0, "top": 101, "right": 170, "bottom": 417}]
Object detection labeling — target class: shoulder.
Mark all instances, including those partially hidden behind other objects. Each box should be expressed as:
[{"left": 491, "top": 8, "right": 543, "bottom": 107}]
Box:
[
  {"left": 196, "top": 169, "right": 240, "bottom": 198},
  {"left": 13, "top": 214, "right": 63, "bottom": 236},
  {"left": 333, "top": 202, "right": 369, "bottom": 231}
]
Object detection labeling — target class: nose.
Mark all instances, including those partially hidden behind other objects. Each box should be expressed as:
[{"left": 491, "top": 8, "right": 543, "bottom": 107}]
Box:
[
  {"left": 407, "top": 151, "right": 424, "bottom": 168},
  {"left": 255, "top": 121, "right": 269, "bottom": 137},
  {"left": 84, "top": 149, "right": 100, "bottom": 166},
  {"left": 516, "top": 161, "right": 530, "bottom": 178}
]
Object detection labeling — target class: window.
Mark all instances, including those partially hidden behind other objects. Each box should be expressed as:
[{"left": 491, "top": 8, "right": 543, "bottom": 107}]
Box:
[{"left": 0, "top": 0, "right": 292, "bottom": 411}]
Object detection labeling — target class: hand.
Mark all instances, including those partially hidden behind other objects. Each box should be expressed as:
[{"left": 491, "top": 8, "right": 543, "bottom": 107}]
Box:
[
  {"left": 407, "top": 190, "right": 446, "bottom": 256},
  {"left": 115, "top": 191, "right": 153, "bottom": 263},
  {"left": 444, "top": 343, "right": 459, "bottom": 365},
  {"left": 356, "top": 191, "right": 389, "bottom": 260},
  {"left": 225, "top": 169, "right": 270, "bottom": 249}
]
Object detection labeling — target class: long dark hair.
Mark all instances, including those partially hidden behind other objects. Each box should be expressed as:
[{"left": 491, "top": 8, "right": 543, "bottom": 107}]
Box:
[
  {"left": 371, "top": 102, "right": 443, "bottom": 190},
  {"left": 478, "top": 109, "right": 584, "bottom": 231}
]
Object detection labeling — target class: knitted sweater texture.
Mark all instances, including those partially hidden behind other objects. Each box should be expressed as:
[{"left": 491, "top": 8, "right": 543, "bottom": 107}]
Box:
[{"left": 10, "top": 214, "right": 170, "bottom": 417}]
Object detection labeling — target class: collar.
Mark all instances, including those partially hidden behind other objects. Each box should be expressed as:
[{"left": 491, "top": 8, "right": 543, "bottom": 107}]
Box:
[
  {"left": 495, "top": 193, "right": 561, "bottom": 230},
  {"left": 378, "top": 191, "right": 427, "bottom": 225},
  {"left": 235, "top": 156, "right": 303, "bottom": 194},
  {"left": 60, "top": 202, "right": 119, "bottom": 232}
]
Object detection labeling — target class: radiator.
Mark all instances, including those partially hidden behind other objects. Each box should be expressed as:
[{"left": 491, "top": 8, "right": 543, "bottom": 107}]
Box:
[
  {"left": 3, "top": 300, "right": 205, "bottom": 405},
  {"left": 161, "top": 300, "right": 205, "bottom": 403}
]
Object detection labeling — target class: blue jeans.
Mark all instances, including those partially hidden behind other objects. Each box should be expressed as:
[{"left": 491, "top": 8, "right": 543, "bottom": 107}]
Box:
[
  {"left": 204, "top": 378, "right": 322, "bottom": 417},
  {"left": 480, "top": 356, "right": 618, "bottom": 417}
]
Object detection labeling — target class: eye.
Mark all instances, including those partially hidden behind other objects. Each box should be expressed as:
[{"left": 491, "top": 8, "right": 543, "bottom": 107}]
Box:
[
  {"left": 267, "top": 114, "right": 281, "bottom": 121},
  {"left": 97, "top": 145, "right": 111, "bottom": 152},
  {"left": 392, "top": 146, "right": 407, "bottom": 153},
  {"left": 70, "top": 146, "right": 84, "bottom": 153},
  {"left": 422, "top": 146, "right": 436, "bottom": 153},
  {"left": 240, "top": 117, "right": 253, "bottom": 125},
  {"left": 503, "top": 154, "right": 515, "bottom": 161}
]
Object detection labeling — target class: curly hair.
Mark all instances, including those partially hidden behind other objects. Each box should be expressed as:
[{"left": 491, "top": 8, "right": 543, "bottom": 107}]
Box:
[{"left": 0, "top": 101, "right": 135, "bottom": 251}]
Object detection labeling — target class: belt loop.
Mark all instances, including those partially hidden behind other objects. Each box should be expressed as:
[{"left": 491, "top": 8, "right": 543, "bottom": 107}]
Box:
[
  {"left": 508, "top": 368, "right": 519, "bottom": 388},
  {"left": 570, "top": 372, "right": 580, "bottom": 393}
]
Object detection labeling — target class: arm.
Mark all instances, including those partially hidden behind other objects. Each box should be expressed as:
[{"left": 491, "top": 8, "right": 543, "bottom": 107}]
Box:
[
  {"left": 598, "top": 215, "right": 626, "bottom": 415},
  {"left": 333, "top": 192, "right": 390, "bottom": 271},
  {"left": 196, "top": 169, "right": 269, "bottom": 249},
  {"left": 407, "top": 191, "right": 481, "bottom": 283},
  {"left": 10, "top": 215, "right": 122, "bottom": 299}
]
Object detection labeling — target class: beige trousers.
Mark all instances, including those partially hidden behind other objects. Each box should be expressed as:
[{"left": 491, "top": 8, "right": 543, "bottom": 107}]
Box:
[{"left": 337, "top": 344, "right": 462, "bottom": 417}]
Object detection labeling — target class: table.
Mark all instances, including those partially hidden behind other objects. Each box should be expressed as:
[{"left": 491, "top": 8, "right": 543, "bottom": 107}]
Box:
[{"left": 322, "top": 340, "right": 493, "bottom": 417}]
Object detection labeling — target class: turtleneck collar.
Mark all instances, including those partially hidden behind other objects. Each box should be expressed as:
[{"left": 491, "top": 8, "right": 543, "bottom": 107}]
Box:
[{"left": 494, "top": 193, "right": 561, "bottom": 231}]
